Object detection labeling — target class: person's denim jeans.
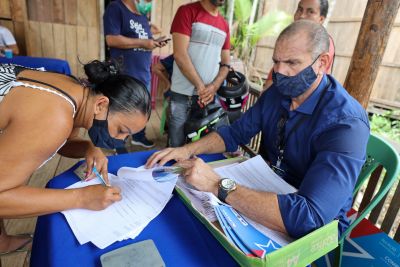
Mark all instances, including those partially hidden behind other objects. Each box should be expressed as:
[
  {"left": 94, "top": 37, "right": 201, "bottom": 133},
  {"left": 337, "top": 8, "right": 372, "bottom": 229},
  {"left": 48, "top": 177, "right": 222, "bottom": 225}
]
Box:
[
  {"left": 168, "top": 92, "right": 196, "bottom": 147},
  {"left": 168, "top": 92, "right": 230, "bottom": 147}
]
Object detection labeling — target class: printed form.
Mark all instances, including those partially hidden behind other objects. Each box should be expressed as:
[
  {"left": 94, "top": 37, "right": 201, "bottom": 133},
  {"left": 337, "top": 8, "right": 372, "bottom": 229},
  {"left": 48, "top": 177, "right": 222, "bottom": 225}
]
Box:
[{"left": 62, "top": 167, "right": 176, "bottom": 249}]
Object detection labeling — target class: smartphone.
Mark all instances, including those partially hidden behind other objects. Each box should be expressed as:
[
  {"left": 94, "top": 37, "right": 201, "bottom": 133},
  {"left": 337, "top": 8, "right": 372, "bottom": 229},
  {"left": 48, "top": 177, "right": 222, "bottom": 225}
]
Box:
[{"left": 155, "top": 36, "right": 171, "bottom": 43}]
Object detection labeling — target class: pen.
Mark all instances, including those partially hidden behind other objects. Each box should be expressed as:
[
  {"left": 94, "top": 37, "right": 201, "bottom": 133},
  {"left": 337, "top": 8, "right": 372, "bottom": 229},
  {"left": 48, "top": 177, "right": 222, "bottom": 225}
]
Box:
[{"left": 92, "top": 166, "right": 109, "bottom": 186}]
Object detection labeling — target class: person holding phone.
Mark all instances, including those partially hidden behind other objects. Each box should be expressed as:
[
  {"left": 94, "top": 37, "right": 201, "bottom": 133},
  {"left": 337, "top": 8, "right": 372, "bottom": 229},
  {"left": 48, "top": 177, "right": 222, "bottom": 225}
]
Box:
[{"left": 104, "top": 0, "right": 167, "bottom": 151}]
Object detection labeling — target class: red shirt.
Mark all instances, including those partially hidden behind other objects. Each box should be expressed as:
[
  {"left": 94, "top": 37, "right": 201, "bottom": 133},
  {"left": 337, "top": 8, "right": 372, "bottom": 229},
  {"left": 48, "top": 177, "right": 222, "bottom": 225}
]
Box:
[{"left": 170, "top": 2, "right": 230, "bottom": 50}]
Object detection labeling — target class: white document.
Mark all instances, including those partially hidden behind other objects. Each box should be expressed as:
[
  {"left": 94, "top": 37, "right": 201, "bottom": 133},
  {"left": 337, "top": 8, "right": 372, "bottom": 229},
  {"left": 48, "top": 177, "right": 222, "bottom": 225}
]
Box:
[
  {"left": 176, "top": 155, "right": 297, "bottom": 246},
  {"left": 62, "top": 167, "right": 177, "bottom": 249}
]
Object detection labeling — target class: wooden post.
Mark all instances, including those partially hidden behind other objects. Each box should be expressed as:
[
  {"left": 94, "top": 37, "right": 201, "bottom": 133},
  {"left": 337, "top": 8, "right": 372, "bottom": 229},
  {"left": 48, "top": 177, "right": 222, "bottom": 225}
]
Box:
[{"left": 344, "top": 0, "right": 400, "bottom": 109}]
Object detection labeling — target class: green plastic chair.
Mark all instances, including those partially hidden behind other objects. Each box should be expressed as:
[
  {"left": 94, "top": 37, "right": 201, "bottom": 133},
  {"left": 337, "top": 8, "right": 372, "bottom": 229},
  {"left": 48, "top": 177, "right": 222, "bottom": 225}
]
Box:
[{"left": 332, "top": 133, "right": 400, "bottom": 266}]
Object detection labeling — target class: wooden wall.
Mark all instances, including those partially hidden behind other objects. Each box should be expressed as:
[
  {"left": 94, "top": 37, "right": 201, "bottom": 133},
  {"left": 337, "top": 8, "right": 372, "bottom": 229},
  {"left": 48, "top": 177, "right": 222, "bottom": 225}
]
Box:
[
  {"left": 0, "top": 0, "right": 102, "bottom": 77},
  {"left": 24, "top": 0, "right": 102, "bottom": 76}
]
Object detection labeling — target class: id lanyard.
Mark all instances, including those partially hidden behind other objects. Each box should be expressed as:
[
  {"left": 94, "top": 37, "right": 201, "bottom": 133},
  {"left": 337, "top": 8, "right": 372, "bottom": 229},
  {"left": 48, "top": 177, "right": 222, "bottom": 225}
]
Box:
[{"left": 272, "top": 79, "right": 332, "bottom": 177}]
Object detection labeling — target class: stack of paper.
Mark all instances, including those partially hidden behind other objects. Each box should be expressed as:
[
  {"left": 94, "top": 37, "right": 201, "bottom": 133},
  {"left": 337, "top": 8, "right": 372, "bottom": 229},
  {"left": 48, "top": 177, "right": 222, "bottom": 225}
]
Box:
[
  {"left": 62, "top": 167, "right": 177, "bottom": 249},
  {"left": 176, "top": 155, "right": 297, "bottom": 258}
]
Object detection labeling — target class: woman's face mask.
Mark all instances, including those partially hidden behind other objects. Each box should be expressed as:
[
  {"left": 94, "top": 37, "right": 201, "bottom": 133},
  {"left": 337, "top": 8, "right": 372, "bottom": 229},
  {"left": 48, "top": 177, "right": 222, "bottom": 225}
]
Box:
[
  {"left": 272, "top": 56, "right": 320, "bottom": 98},
  {"left": 135, "top": 0, "right": 152, "bottom": 16},
  {"left": 88, "top": 111, "right": 126, "bottom": 149}
]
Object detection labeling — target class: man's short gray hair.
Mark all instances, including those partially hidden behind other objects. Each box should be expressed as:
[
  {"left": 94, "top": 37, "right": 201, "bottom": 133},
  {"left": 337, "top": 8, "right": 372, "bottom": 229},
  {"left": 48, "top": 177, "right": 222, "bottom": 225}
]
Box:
[{"left": 277, "top": 20, "right": 329, "bottom": 59}]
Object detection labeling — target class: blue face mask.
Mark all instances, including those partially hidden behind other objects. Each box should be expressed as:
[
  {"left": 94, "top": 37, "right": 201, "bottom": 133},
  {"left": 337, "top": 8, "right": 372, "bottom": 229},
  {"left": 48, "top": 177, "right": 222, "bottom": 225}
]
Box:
[
  {"left": 272, "top": 56, "right": 319, "bottom": 98},
  {"left": 88, "top": 112, "right": 126, "bottom": 149}
]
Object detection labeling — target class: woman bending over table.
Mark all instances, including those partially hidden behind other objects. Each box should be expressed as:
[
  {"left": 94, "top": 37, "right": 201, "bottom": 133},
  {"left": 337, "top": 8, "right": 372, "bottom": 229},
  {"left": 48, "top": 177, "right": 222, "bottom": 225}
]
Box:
[{"left": 0, "top": 60, "right": 151, "bottom": 255}]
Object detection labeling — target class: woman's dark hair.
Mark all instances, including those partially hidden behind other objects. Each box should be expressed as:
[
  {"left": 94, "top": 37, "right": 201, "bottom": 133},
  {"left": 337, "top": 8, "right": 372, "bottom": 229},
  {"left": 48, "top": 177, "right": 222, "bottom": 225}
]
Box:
[
  {"left": 83, "top": 60, "right": 151, "bottom": 117},
  {"left": 319, "top": 0, "right": 329, "bottom": 18}
]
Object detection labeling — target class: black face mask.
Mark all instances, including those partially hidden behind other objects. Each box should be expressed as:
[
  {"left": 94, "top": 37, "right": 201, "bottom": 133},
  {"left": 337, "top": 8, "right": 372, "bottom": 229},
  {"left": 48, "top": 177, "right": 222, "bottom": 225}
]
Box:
[
  {"left": 88, "top": 112, "right": 126, "bottom": 149},
  {"left": 210, "top": 0, "right": 225, "bottom": 7}
]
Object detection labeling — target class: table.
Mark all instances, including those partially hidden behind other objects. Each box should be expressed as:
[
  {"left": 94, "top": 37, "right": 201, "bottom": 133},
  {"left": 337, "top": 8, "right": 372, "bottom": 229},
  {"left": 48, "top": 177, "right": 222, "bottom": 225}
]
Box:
[
  {"left": 0, "top": 56, "right": 71, "bottom": 75},
  {"left": 30, "top": 151, "right": 238, "bottom": 267}
]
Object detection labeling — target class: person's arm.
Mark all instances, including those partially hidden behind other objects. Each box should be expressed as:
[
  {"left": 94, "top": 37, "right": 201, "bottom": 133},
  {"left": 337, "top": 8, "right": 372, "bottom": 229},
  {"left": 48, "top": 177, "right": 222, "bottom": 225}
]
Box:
[
  {"left": 146, "top": 93, "right": 267, "bottom": 167},
  {"left": 277, "top": 118, "right": 369, "bottom": 238},
  {"left": 172, "top": 32, "right": 206, "bottom": 93},
  {"left": 57, "top": 128, "right": 110, "bottom": 182},
  {"left": 105, "top": 35, "right": 161, "bottom": 50},
  {"left": 199, "top": 49, "right": 231, "bottom": 105},
  {"left": 103, "top": 3, "right": 164, "bottom": 51},
  {"left": 1, "top": 44, "right": 19, "bottom": 55},
  {"left": 151, "top": 62, "right": 171, "bottom": 91},
  {"left": 0, "top": 109, "right": 120, "bottom": 217},
  {"left": 145, "top": 132, "right": 226, "bottom": 167},
  {"left": 179, "top": 158, "right": 286, "bottom": 233}
]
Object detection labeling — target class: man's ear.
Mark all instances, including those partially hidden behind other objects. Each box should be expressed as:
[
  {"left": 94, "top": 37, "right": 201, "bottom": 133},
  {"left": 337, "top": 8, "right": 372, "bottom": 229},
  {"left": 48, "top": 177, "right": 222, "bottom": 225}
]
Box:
[
  {"left": 317, "top": 52, "right": 330, "bottom": 75},
  {"left": 93, "top": 96, "right": 110, "bottom": 117}
]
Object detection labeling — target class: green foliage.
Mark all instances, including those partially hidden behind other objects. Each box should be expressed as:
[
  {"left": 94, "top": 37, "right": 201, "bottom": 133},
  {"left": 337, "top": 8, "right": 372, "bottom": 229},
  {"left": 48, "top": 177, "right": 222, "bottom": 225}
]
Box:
[
  {"left": 369, "top": 111, "right": 400, "bottom": 143},
  {"left": 230, "top": 0, "right": 292, "bottom": 71}
]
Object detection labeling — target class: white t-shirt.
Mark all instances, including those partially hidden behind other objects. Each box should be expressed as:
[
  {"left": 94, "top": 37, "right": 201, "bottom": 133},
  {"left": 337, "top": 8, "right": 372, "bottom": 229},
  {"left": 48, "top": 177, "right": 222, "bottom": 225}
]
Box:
[{"left": 0, "top": 26, "right": 17, "bottom": 47}]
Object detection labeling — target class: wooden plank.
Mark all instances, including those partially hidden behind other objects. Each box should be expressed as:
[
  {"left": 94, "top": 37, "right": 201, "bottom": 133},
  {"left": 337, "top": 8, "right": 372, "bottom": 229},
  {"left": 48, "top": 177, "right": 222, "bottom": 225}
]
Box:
[
  {"left": 13, "top": 21, "right": 26, "bottom": 55},
  {"left": 0, "top": 0, "right": 11, "bottom": 19},
  {"left": 53, "top": 23, "right": 66, "bottom": 59},
  {"left": 77, "top": 0, "right": 97, "bottom": 27},
  {"left": 160, "top": 0, "right": 174, "bottom": 55},
  {"left": 36, "top": 0, "right": 53, "bottom": 22},
  {"left": 64, "top": 0, "right": 77, "bottom": 25},
  {"left": 1, "top": 251, "right": 28, "bottom": 267},
  {"left": 358, "top": 166, "right": 383, "bottom": 213},
  {"left": 76, "top": 25, "right": 88, "bottom": 77},
  {"left": 25, "top": 21, "right": 42, "bottom": 57},
  {"left": 381, "top": 180, "right": 400, "bottom": 233},
  {"left": 65, "top": 24, "right": 78, "bottom": 75},
  {"left": 53, "top": 0, "right": 65, "bottom": 23},
  {"left": 26, "top": 0, "right": 38, "bottom": 21},
  {"left": 87, "top": 26, "right": 100, "bottom": 60},
  {"left": 369, "top": 191, "right": 389, "bottom": 224},
  {"left": 10, "top": 0, "right": 26, "bottom": 22},
  {"left": 39, "top": 22, "right": 55, "bottom": 58}
]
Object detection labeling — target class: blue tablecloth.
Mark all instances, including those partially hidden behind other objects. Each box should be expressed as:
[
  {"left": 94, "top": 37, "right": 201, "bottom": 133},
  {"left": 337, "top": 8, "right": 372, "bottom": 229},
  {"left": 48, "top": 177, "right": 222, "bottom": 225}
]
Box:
[
  {"left": 30, "top": 151, "right": 238, "bottom": 267},
  {"left": 0, "top": 56, "right": 71, "bottom": 75}
]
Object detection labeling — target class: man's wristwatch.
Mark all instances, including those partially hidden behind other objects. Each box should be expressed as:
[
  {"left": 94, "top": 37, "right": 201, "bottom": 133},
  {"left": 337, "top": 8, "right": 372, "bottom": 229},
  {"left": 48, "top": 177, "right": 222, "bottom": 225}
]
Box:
[{"left": 217, "top": 178, "right": 237, "bottom": 203}]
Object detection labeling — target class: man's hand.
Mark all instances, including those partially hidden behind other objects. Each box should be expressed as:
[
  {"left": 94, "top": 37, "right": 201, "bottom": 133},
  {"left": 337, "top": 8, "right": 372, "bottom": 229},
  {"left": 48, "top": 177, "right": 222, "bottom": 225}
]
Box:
[
  {"left": 178, "top": 157, "right": 220, "bottom": 195},
  {"left": 199, "top": 83, "right": 217, "bottom": 105},
  {"left": 145, "top": 147, "right": 192, "bottom": 168},
  {"left": 84, "top": 146, "right": 109, "bottom": 184}
]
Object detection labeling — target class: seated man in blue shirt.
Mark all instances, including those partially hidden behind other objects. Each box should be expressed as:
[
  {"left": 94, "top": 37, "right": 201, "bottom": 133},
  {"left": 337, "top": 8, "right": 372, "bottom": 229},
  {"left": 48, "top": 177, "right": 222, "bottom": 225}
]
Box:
[{"left": 146, "top": 20, "right": 370, "bottom": 239}]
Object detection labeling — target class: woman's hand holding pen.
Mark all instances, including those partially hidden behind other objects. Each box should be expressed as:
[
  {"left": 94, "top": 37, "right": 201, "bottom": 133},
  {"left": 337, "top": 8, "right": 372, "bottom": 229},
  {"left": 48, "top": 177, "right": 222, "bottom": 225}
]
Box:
[
  {"left": 84, "top": 145, "right": 109, "bottom": 184},
  {"left": 77, "top": 185, "right": 122, "bottom": 211}
]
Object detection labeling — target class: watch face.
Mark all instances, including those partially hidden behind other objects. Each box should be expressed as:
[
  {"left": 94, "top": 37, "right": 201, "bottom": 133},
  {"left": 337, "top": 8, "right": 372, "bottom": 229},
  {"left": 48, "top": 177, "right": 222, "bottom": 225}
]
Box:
[{"left": 221, "top": 178, "right": 235, "bottom": 190}]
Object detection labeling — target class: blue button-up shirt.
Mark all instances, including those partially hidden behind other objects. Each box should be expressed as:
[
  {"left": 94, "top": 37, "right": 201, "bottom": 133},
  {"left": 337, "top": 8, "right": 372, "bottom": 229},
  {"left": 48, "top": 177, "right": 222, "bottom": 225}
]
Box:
[{"left": 217, "top": 75, "right": 370, "bottom": 238}]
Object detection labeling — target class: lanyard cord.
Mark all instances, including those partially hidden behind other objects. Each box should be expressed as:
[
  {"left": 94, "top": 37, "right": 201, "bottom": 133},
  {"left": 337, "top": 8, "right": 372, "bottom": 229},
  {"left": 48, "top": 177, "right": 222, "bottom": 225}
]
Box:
[{"left": 274, "top": 79, "right": 332, "bottom": 170}]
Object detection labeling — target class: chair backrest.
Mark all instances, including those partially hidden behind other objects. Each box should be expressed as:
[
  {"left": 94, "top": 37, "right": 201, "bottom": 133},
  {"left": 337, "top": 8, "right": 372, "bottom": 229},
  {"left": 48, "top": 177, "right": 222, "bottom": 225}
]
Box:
[{"left": 341, "top": 133, "right": 400, "bottom": 241}]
